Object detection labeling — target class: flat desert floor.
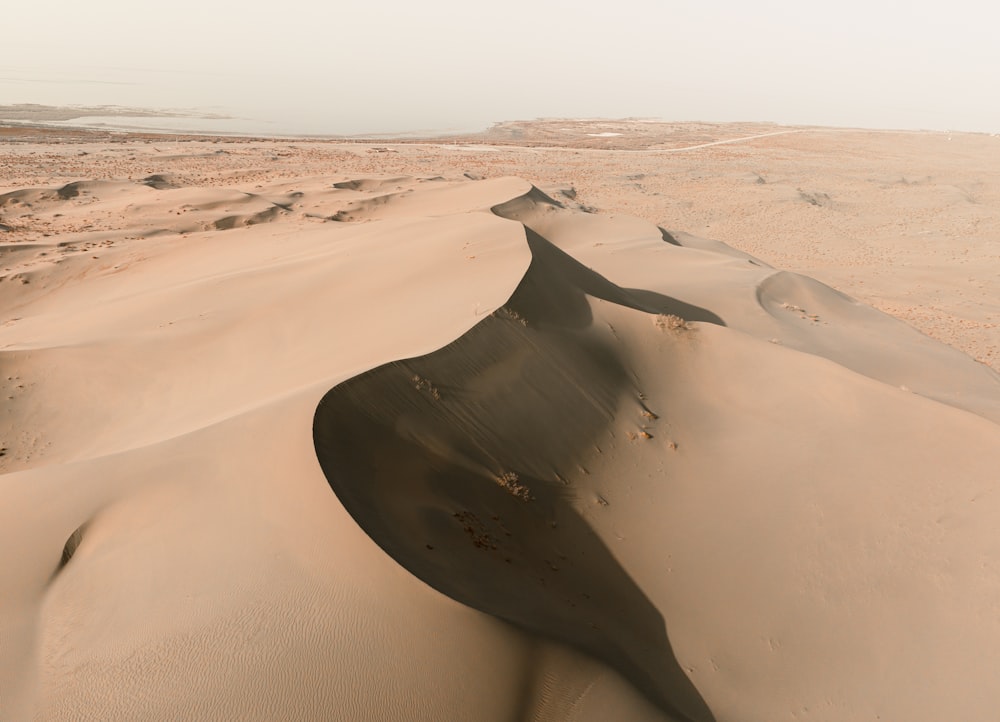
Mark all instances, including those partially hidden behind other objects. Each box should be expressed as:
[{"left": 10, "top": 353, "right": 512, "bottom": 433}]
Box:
[{"left": 2, "top": 120, "right": 999, "bottom": 721}]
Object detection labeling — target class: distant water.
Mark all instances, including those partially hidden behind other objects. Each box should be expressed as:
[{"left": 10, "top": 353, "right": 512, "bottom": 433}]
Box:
[
  {"left": 40, "top": 115, "right": 304, "bottom": 138},
  {"left": 0, "top": 66, "right": 489, "bottom": 138},
  {"left": 7, "top": 64, "right": 994, "bottom": 139}
]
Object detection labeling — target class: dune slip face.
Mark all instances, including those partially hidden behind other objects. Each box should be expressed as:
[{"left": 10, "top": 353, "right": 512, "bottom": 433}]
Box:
[{"left": 2, "top": 139, "right": 1000, "bottom": 721}]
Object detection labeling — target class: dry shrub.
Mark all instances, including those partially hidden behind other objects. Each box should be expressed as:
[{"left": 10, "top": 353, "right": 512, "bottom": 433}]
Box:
[
  {"left": 495, "top": 471, "right": 533, "bottom": 501},
  {"left": 654, "top": 314, "right": 690, "bottom": 331},
  {"left": 411, "top": 374, "right": 441, "bottom": 400},
  {"left": 495, "top": 306, "right": 528, "bottom": 326}
]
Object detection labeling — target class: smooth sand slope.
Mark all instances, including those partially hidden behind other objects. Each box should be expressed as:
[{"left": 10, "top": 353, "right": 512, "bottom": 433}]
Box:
[{"left": 2, "top": 130, "right": 1000, "bottom": 720}]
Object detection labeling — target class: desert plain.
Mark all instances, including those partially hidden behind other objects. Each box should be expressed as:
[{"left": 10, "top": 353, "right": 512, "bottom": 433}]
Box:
[{"left": 1, "top": 119, "right": 999, "bottom": 721}]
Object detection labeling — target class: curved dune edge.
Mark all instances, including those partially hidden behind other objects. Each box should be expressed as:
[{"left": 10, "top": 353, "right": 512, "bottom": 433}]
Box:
[
  {"left": 314, "top": 230, "right": 719, "bottom": 721},
  {"left": 491, "top": 186, "right": 1000, "bottom": 424},
  {"left": 2, "top": 170, "right": 1000, "bottom": 721}
]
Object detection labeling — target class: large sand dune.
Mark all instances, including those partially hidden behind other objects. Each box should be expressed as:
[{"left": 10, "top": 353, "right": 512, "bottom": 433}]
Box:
[{"left": 3, "top": 126, "right": 1000, "bottom": 720}]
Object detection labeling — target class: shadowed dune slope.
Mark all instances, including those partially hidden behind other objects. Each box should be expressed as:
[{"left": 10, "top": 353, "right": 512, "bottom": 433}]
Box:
[{"left": 314, "top": 231, "right": 717, "bottom": 721}]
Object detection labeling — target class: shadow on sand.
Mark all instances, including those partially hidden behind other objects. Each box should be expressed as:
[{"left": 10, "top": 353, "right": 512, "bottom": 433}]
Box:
[{"left": 313, "top": 230, "right": 716, "bottom": 721}]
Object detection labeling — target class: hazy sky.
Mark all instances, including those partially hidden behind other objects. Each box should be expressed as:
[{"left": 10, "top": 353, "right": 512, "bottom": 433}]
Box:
[{"left": 2, "top": 0, "right": 998, "bottom": 135}]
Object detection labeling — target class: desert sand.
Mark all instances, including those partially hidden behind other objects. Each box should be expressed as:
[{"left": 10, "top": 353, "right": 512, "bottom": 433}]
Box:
[{"left": 2, "top": 121, "right": 999, "bottom": 721}]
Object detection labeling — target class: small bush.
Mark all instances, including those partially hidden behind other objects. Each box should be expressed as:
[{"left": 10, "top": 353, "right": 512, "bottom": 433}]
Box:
[
  {"left": 654, "top": 314, "right": 690, "bottom": 331},
  {"left": 495, "top": 471, "right": 533, "bottom": 501}
]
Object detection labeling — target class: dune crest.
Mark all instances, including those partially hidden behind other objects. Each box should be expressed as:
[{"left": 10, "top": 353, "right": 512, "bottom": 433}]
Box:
[{"left": 314, "top": 228, "right": 717, "bottom": 721}]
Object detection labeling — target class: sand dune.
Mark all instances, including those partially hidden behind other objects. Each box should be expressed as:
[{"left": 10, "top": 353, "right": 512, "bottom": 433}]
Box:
[{"left": 3, "top": 130, "right": 1000, "bottom": 721}]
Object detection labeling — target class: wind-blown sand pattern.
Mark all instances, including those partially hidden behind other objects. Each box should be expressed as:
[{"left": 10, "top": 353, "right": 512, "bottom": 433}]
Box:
[{"left": 2, "top": 124, "right": 1000, "bottom": 720}]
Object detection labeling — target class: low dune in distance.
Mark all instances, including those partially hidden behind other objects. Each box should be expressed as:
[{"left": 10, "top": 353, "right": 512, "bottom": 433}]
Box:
[{"left": 2, "top": 123, "right": 1000, "bottom": 720}]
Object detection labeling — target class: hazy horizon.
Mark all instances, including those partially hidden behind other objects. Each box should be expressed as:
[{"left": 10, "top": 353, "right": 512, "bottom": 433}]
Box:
[{"left": 3, "top": 0, "right": 999, "bottom": 136}]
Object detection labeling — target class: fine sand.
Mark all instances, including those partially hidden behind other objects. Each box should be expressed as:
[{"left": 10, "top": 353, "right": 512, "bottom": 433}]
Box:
[{"left": 2, "top": 122, "right": 1000, "bottom": 721}]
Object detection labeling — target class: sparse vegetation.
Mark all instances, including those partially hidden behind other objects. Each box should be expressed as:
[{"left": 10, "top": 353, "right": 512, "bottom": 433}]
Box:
[
  {"left": 798, "top": 189, "right": 831, "bottom": 207},
  {"left": 495, "top": 306, "right": 528, "bottom": 326},
  {"left": 654, "top": 314, "right": 690, "bottom": 331},
  {"left": 453, "top": 510, "right": 497, "bottom": 550},
  {"left": 411, "top": 374, "right": 441, "bottom": 400},
  {"left": 495, "top": 471, "right": 533, "bottom": 501},
  {"left": 780, "top": 303, "right": 820, "bottom": 323}
]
